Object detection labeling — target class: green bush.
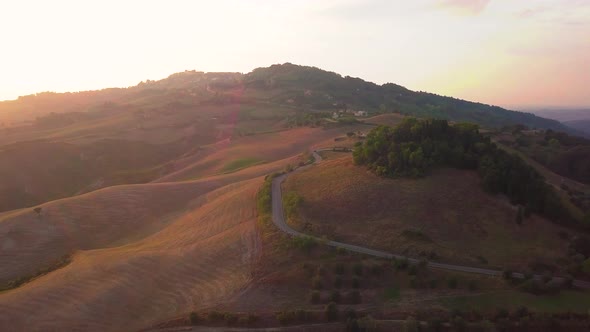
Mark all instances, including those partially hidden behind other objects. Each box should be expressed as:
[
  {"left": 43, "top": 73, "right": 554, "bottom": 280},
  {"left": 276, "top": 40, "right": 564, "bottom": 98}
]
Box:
[
  {"left": 351, "top": 276, "right": 361, "bottom": 289},
  {"left": 224, "top": 313, "right": 238, "bottom": 325},
  {"left": 276, "top": 311, "right": 294, "bottom": 325},
  {"left": 310, "top": 290, "right": 321, "bottom": 304},
  {"left": 395, "top": 258, "right": 410, "bottom": 270},
  {"left": 208, "top": 311, "right": 223, "bottom": 322},
  {"left": 189, "top": 312, "right": 199, "bottom": 325},
  {"left": 312, "top": 276, "right": 323, "bottom": 290},
  {"left": 353, "top": 263, "right": 363, "bottom": 276},
  {"left": 448, "top": 277, "right": 458, "bottom": 289},
  {"left": 330, "top": 290, "right": 341, "bottom": 303},
  {"left": 325, "top": 302, "right": 339, "bottom": 321},
  {"left": 334, "top": 276, "right": 343, "bottom": 289}
]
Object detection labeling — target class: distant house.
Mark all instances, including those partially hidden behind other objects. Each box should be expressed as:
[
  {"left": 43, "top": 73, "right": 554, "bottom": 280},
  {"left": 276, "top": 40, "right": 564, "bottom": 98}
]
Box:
[
  {"left": 353, "top": 110, "right": 368, "bottom": 117},
  {"left": 332, "top": 112, "right": 340, "bottom": 119}
]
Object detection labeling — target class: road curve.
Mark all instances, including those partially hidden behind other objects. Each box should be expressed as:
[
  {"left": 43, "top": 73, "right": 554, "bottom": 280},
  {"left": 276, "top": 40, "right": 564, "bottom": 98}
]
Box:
[{"left": 271, "top": 150, "right": 590, "bottom": 289}]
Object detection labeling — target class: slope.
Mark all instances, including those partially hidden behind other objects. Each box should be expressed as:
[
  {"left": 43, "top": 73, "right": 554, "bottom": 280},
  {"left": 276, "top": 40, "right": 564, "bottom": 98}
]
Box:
[
  {"left": 0, "top": 175, "right": 262, "bottom": 331},
  {"left": 283, "top": 156, "right": 573, "bottom": 271}
]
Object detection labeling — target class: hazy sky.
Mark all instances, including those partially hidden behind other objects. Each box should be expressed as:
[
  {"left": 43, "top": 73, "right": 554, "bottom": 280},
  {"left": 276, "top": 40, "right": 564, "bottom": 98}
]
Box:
[{"left": 1, "top": 0, "right": 589, "bottom": 109}]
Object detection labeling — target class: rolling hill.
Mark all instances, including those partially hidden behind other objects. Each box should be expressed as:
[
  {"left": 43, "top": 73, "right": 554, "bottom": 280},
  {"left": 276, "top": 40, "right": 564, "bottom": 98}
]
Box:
[{"left": 0, "top": 63, "right": 589, "bottom": 331}]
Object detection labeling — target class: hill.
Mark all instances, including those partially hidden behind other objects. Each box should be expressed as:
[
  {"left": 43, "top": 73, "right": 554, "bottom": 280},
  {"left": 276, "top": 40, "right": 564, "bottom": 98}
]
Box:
[
  {"left": 564, "top": 119, "right": 590, "bottom": 137},
  {"left": 0, "top": 63, "right": 572, "bottom": 133},
  {"left": 0, "top": 176, "right": 262, "bottom": 331},
  {"left": 243, "top": 63, "right": 571, "bottom": 131},
  {"left": 284, "top": 156, "right": 573, "bottom": 272}
]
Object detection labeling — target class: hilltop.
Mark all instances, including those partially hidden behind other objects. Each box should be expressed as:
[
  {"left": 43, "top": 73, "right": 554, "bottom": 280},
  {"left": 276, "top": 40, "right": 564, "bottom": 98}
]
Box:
[{"left": 0, "top": 63, "right": 570, "bottom": 132}]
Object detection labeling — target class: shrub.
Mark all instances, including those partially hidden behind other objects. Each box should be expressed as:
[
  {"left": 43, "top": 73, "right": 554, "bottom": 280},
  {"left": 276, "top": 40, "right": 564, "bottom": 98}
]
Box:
[
  {"left": 224, "top": 313, "right": 238, "bottom": 325},
  {"left": 291, "top": 236, "right": 316, "bottom": 253},
  {"left": 515, "top": 306, "right": 530, "bottom": 318},
  {"left": 495, "top": 308, "right": 509, "bottom": 320},
  {"left": 189, "top": 312, "right": 199, "bottom": 325},
  {"left": 349, "top": 290, "right": 362, "bottom": 304},
  {"left": 502, "top": 268, "right": 513, "bottom": 280},
  {"left": 276, "top": 311, "right": 293, "bottom": 325},
  {"left": 468, "top": 280, "right": 478, "bottom": 291},
  {"left": 370, "top": 264, "right": 383, "bottom": 275},
  {"left": 208, "top": 311, "right": 223, "bottom": 322},
  {"left": 346, "top": 318, "right": 360, "bottom": 332},
  {"left": 334, "top": 276, "right": 343, "bottom": 289},
  {"left": 337, "top": 247, "right": 348, "bottom": 256},
  {"left": 316, "top": 265, "right": 326, "bottom": 276},
  {"left": 429, "top": 279, "right": 438, "bottom": 289},
  {"left": 452, "top": 316, "right": 467, "bottom": 332},
  {"left": 395, "top": 257, "right": 410, "bottom": 270},
  {"left": 447, "top": 277, "right": 458, "bottom": 289},
  {"left": 312, "top": 276, "right": 323, "bottom": 290},
  {"left": 325, "top": 302, "right": 339, "bottom": 321},
  {"left": 246, "top": 314, "right": 259, "bottom": 325},
  {"left": 345, "top": 308, "right": 358, "bottom": 319},
  {"left": 310, "top": 290, "right": 321, "bottom": 304},
  {"left": 404, "top": 316, "right": 419, "bottom": 332},
  {"left": 353, "top": 263, "right": 363, "bottom": 276},
  {"left": 408, "top": 264, "right": 418, "bottom": 276},
  {"left": 351, "top": 276, "right": 360, "bottom": 289},
  {"left": 334, "top": 263, "right": 345, "bottom": 275},
  {"left": 295, "top": 309, "right": 311, "bottom": 322},
  {"left": 330, "top": 290, "right": 341, "bottom": 303},
  {"left": 542, "top": 272, "right": 553, "bottom": 283}
]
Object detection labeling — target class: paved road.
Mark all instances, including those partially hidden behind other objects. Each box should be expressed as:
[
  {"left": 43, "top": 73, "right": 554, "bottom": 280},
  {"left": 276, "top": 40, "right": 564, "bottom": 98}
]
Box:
[{"left": 271, "top": 149, "right": 590, "bottom": 289}]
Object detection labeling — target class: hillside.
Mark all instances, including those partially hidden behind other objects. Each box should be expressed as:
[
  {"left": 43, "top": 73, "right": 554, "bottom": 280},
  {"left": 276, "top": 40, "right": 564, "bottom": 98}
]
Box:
[
  {"left": 0, "top": 64, "right": 577, "bottom": 212},
  {"left": 283, "top": 157, "right": 572, "bottom": 271},
  {"left": 0, "top": 176, "right": 262, "bottom": 331},
  {"left": 0, "top": 64, "right": 572, "bottom": 132},
  {"left": 0, "top": 63, "right": 589, "bottom": 331}
]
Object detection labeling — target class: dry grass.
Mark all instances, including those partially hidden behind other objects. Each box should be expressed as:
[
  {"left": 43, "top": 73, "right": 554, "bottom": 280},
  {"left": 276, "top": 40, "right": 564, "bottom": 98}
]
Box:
[
  {"left": 155, "top": 125, "right": 365, "bottom": 182},
  {"left": 0, "top": 176, "right": 263, "bottom": 331},
  {"left": 283, "top": 156, "right": 571, "bottom": 271},
  {"left": 363, "top": 113, "right": 406, "bottom": 127}
]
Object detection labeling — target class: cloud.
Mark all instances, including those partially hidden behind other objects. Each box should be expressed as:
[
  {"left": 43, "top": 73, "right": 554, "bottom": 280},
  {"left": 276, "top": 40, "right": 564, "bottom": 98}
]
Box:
[{"left": 437, "top": 0, "right": 491, "bottom": 15}]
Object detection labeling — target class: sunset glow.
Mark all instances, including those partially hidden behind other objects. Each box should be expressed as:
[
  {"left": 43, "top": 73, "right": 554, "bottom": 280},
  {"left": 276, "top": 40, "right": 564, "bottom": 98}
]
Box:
[{"left": 1, "top": 0, "right": 589, "bottom": 108}]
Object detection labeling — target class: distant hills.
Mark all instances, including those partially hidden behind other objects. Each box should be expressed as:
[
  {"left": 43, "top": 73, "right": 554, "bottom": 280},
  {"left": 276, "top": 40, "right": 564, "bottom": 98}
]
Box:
[
  {"left": 0, "top": 63, "right": 576, "bottom": 133},
  {"left": 530, "top": 108, "right": 590, "bottom": 137}
]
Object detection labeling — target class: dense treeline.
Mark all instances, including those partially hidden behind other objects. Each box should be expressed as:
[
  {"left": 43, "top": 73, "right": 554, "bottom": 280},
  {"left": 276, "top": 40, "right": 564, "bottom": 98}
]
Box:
[{"left": 353, "top": 118, "right": 573, "bottom": 225}]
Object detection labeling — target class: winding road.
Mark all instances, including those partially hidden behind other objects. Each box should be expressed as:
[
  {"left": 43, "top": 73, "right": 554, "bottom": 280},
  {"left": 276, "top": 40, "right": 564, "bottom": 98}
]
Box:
[{"left": 271, "top": 150, "right": 590, "bottom": 290}]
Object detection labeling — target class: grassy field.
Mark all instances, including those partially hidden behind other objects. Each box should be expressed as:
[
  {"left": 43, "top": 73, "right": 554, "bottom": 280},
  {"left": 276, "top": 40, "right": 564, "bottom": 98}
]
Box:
[
  {"left": 0, "top": 173, "right": 264, "bottom": 331},
  {"left": 221, "top": 157, "right": 266, "bottom": 173},
  {"left": 283, "top": 156, "right": 574, "bottom": 272}
]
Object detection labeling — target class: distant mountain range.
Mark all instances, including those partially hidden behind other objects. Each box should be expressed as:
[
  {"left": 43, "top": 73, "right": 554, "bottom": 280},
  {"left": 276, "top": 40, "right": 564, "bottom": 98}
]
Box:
[
  {"left": 529, "top": 108, "right": 590, "bottom": 137},
  {"left": 0, "top": 63, "right": 578, "bottom": 134}
]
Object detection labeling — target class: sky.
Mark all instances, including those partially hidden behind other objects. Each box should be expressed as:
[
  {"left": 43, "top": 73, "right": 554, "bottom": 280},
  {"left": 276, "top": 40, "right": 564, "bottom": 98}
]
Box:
[{"left": 1, "top": 0, "right": 589, "bottom": 109}]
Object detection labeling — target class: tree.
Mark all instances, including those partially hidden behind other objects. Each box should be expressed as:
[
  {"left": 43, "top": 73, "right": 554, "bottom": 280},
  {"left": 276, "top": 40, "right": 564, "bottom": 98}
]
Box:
[
  {"left": 404, "top": 316, "right": 419, "bottom": 332},
  {"left": 348, "top": 290, "right": 361, "bottom": 304},
  {"left": 325, "top": 302, "right": 339, "bottom": 321},
  {"left": 189, "top": 312, "right": 199, "bottom": 325},
  {"left": 310, "top": 290, "right": 321, "bottom": 304}
]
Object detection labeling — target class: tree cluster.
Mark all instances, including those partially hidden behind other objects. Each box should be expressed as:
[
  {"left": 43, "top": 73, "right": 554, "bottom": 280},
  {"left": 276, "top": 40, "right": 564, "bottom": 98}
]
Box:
[{"left": 353, "top": 118, "right": 573, "bottom": 225}]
